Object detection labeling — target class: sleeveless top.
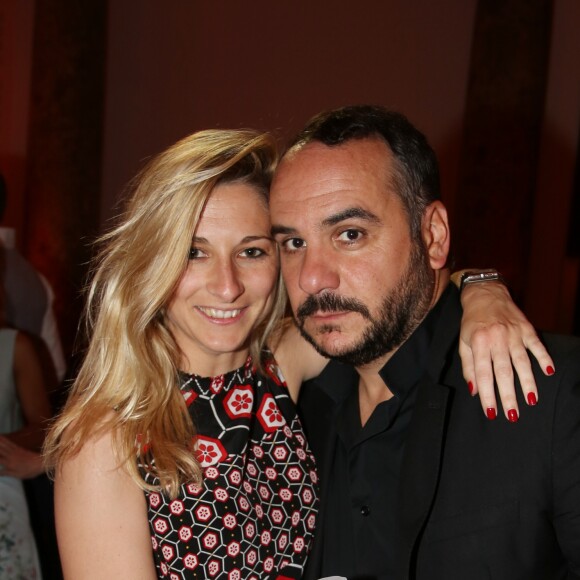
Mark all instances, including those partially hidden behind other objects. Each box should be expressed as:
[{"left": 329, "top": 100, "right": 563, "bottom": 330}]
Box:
[
  {"left": 0, "top": 328, "right": 43, "bottom": 579},
  {"left": 144, "top": 355, "right": 319, "bottom": 579}
]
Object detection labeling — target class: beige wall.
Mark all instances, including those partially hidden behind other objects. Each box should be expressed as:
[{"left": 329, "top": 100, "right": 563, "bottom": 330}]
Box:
[
  {"left": 101, "top": 1, "right": 479, "bottom": 223},
  {"left": 2, "top": 1, "right": 579, "bottom": 335}
]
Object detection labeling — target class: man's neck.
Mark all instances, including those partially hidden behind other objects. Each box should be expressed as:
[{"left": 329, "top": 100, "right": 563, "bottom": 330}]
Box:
[{"left": 357, "top": 372, "right": 394, "bottom": 426}]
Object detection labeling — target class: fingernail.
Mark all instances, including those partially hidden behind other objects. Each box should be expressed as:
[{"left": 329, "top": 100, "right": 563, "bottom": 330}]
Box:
[
  {"left": 527, "top": 392, "right": 537, "bottom": 406},
  {"left": 546, "top": 365, "right": 555, "bottom": 376},
  {"left": 508, "top": 409, "right": 518, "bottom": 423},
  {"left": 486, "top": 408, "right": 497, "bottom": 420},
  {"left": 468, "top": 381, "right": 474, "bottom": 395}
]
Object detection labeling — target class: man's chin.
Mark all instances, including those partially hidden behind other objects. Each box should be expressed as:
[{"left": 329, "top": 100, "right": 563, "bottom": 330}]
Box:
[
  {"left": 298, "top": 325, "right": 358, "bottom": 360},
  {"left": 299, "top": 321, "right": 400, "bottom": 367}
]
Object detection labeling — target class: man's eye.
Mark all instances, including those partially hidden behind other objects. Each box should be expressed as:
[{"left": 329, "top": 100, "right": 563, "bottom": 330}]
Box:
[
  {"left": 282, "top": 238, "right": 306, "bottom": 250},
  {"left": 337, "top": 229, "right": 362, "bottom": 242},
  {"left": 241, "top": 247, "right": 265, "bottom": 258}
]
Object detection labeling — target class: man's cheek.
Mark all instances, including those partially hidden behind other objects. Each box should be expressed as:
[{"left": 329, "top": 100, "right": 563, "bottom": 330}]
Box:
[{"left": 280, "top": 262, "right": 300, "bottom": 291}]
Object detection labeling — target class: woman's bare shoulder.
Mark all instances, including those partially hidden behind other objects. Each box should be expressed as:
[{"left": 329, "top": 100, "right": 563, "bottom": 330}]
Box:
[{"left": 270, "top": 318, "right": 328, "bottom": 402}]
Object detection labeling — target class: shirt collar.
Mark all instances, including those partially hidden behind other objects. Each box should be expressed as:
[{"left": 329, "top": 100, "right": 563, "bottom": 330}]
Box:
[
  {"left": 314, "top": 284, "right": 455, "bottom": 403},
  {"left": 378, "top": 285, "right": 453, "bottom": 398}
]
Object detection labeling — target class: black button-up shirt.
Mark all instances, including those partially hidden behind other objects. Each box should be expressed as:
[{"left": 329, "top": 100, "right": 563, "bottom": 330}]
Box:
[{"left": 316, "top": 290, "right": 448, "bottom": 579}]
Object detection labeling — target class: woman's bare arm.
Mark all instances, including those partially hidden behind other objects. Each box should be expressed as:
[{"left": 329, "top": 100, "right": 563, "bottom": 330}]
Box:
[
  {"left": 271, "top": 319, "right": 328, "bottom": 403},
  {"left": 55, "top": 429, "right": 157, "bottom": 579}
]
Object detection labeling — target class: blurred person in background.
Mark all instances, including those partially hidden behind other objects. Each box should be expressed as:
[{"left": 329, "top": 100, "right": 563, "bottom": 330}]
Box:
[
  {"left": 0, "top": 246, "right": 52, "bottom": 579},
  {"left": 0, "top": 174, "right": 64, "bottom": 579},
  {"left": 0, "top": 174, "right": 66, "bottom": 388}
]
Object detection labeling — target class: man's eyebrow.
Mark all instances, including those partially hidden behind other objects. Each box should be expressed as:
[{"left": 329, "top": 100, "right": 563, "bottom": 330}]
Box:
[
  {"left": 270, "top": 207, "right": 381, "bottom": 237},
  {"left": 270, "top": 225, "right": 297, "bottom": 237},
  {"left": 322, "top": 207, "right": 381, "bottom": 227}
]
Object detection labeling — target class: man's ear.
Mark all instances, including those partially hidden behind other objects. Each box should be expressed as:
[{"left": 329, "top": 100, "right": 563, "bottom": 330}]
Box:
[{"left": 422, "top": 201, "right": 450, "bottom": 270}]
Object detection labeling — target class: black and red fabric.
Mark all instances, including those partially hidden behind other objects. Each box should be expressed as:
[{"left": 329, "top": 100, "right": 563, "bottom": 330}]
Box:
[{"left": 144, "top": 355, "right": 319, "bottom": 579}]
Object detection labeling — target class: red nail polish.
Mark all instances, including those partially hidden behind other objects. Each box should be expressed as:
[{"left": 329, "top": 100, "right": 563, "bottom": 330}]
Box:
[
  {"left": 508, "top": 409, "right": 518, "bottom": 423},
  {"left": 546, "top": 365, "right": 555, "bottom": 376},
  {"left": 527, "top": 392, "right": 537, "bottom": 406},
  {"left": 486, "top": 407, "right": 497, "bottom": 420},
  {"left": 468, "top": 381, "right": 474, "bottom": 395}
]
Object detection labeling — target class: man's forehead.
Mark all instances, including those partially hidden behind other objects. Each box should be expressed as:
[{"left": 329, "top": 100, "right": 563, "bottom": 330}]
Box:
[
  {"left": 280, "top": 137, "right": 390, "bottom": 167},
  {"left": 276, "top": 138, "right": 393, "bottom": 183},
  {"left": 270, "top": 138, "right": 395, "bottom": 208}
]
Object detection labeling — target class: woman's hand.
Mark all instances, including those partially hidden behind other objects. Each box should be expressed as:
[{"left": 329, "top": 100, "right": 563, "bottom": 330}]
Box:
[
  {"left": 459, "top": 282, "right": 554, "bottom": 421},
  {"left": 0, "top": 435, "right": 45, "bottom": 479}
]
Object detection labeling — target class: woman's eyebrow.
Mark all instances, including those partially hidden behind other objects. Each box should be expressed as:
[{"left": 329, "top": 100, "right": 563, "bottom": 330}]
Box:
[{"left": 192, "top": 235, "right": 273, "bottom": 243}]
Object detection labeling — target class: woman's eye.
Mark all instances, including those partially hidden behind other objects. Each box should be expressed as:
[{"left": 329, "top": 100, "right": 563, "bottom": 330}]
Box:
[
  {"left": 188, "top": 247, "right": 204, "bottom": 260},
  {"left": 241, "top": 247, "right": 265, "bottom": 258}
]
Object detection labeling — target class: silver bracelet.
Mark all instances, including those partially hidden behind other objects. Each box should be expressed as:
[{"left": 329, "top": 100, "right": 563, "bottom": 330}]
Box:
[{"left": 459, "top": 269, "right": 506, "bottom": 293}]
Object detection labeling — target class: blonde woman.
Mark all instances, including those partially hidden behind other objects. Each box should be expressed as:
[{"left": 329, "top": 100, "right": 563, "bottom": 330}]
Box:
[{"left": 45, "top": 129, "right": 550, "bottom": 579}]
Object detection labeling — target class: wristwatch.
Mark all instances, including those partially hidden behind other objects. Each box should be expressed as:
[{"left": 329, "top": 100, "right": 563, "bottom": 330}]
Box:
[{"left": 459, "top": 269, "right": 506, "bottom": 293}]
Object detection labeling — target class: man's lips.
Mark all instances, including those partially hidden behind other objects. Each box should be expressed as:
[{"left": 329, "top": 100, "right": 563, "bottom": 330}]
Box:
[{"left": 308, "top": 310, "right": 352, "bottom": 321}]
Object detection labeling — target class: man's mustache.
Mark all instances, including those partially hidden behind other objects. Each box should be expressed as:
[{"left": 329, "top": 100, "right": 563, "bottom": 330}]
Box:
[{"left": 296, "top": 293, "right": 371, "bottom": 322}]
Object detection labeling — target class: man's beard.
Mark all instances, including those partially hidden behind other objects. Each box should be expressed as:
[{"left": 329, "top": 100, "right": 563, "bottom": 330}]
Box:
[{"left": 294, "top": 242, "right": 435, "bottom": 366}]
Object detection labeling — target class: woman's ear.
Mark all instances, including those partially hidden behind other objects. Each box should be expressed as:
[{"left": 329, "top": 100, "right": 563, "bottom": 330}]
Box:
[{"left": 422, "top": 201, "right": 450, "bottom": 270}]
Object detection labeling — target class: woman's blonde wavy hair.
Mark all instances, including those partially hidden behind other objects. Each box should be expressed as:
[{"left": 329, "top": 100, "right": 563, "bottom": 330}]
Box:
[{"left": 44, "top": 129, "right": 286, "bottom": 497}]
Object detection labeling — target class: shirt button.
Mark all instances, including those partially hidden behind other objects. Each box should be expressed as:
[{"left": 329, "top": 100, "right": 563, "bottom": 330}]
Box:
[{"left": 360, "top": 505, "right": 370, "bottom": 516}]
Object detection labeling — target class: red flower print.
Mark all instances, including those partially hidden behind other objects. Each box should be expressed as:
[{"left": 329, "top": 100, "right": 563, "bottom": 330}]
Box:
[
  {"left": 197, "top": 443, "right": 217, "bottom": 462},
  {"left": 257, "top": 394, "right": 286, "bottom": 433},
  {"left": 224, "top": 386, "right": 254, "bottom": 419},
  {"left": 265, "top": 401, "right": 282, "bottom": 422},
  {"left": 194, "top": 436, "right": 227, "bottom": 467},
  {"left": 210, "top": 375, "right": 224, "bottom": 394},
  {"left": 233, "top": 392, "right": 251, "bottom": 412}
]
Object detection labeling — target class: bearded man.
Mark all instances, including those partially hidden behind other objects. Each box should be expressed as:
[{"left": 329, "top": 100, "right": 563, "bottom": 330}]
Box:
[{"left": 270, "top": 105, "right": 580, "bottom": 580}]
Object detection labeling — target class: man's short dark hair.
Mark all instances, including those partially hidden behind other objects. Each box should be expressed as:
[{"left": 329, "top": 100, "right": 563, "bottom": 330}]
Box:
[{"left": 287, "top": 105, "right": 441, "bottom": 239}]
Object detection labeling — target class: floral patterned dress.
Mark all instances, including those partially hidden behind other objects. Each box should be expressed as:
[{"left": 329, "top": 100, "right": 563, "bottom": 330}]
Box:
[{"left": 144, "top": 355, "right": 319, "bottom": 579}]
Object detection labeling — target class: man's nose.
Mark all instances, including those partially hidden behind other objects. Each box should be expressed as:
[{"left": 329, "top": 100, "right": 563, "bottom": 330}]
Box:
[
  {"left": 207, "top": 258, "right": 244, "bottom": 302},
  {"left": 298, "top": 248, "right": 340, "bottom": 295}
]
